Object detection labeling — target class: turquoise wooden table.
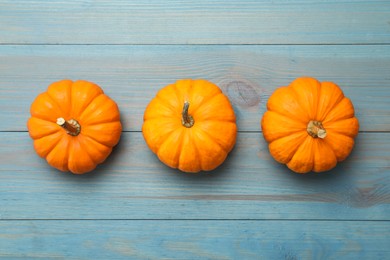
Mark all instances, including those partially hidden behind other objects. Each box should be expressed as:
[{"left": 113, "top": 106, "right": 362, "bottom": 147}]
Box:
[{"left": 1, "top": 1, "right": 390, "bottom": 259}]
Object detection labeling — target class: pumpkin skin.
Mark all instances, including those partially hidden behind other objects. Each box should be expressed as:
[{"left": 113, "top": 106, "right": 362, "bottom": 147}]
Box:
[
  {"left": 27, "top": 79, "right": 122, "bottom": 174},
  {"left": 142, "top": 79, "right": 237, "bottom": 173},
  {"left": 261, "top": 77, "right": 359, "bottom": 174}
]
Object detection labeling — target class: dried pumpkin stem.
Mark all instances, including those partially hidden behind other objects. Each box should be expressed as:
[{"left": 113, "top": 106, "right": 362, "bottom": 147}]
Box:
[
  {"left": 182, "top": 101, "right": 195, "bottom": 128},
  {"left": 307, "top": 120, "right": 327, "bottom": 139},
  {"left": 57, "top": 117, "right": 81, "bottom": 136}
]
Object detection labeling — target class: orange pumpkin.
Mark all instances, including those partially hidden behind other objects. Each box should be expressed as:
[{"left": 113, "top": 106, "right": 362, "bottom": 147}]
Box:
[
  {"left": 27, "top": 79, "right": 122, "bottom": 174},
  {"left": 261, "top": 77, "right": 359, "bottom": 173},
  {"left": 142, "top": 79, "right": 237, "bottom": 173}
]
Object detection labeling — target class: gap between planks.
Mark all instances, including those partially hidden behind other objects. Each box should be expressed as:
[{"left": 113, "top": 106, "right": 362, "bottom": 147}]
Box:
[
  {"left": 1, "top": 219, "right": 389, "bottom": 222},
  {"left": 1, "top": 43, "right": 390, "bottom": 46}
]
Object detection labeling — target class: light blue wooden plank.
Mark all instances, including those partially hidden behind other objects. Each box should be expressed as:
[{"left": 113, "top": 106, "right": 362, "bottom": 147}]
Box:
[
  {"left": 0, "top": 220, "right": 388, "bottom": 259},
  {"left": 0, "top": 0, "right": 389, "bottom": 44},
  {"left": 1, "top": 45, "right": 390, "bottom": 131},
  {"left": 0, "top": 132, "right": 389, "bottom": 220}
]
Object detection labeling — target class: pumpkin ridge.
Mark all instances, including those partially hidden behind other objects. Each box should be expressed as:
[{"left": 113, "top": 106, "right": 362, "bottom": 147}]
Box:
[
  {"left": 188, "top": 89, "right": 223, "bottom": 115},
  {"left": 154, "top": 95, "right": 180, "bottom": 114},
  {"left": 269, "top": 131, "right": 308, "bottom": 164},
  {"left": 143, "top": 112, "right": 179, "bottom": 122},
  {"left": 323, "top": 117, "right": 359, "bottom": 138},
  {"left": 191, "top": 133, "right": 207, "bottom": 171},
  {"left": 70, "top": 81, "right": 104, "bottom": 118},
  {"left": 287, "top": 136, "right": 315, "bottom": 173},
  {"left": 68, "top": 81, "right": 73, "bottom": 118},
  {"left": 290, "top": 77, "right": 322, "bottom": 120},
  {"left": 196, "top": 127, "right": 226, "bottom": 153},
  {"left": 77, "top": 93, "right": 105, "bottom": 121},
  {"left": 268, "top": 110, "right": 306, "bottom": 126},
  {"left": 81, "top": 119, "right": 122, "bottom": 128},
  {"left": 173, "top": 79, "right": 192, "bottom": 105},
  {"left": 81, "top": 128, "right": 118, "bottom": 148},
  {"left": 79, "top": 133, "right": 111, "bottom": 150},
  {"left": 76, "top": 136, "right": 100, "bottom": 165},
  {"left": 79, "top": 95, "right": 121, "bottom": 128},
  {"left": 323, "top": 130, "right": 355, "bottom": 161},
  {"left": 143, "top": 117, "right": 182, "bottom": 130},
  {"left": 67, "top": 137, "right": 97, "bottom": 174},
  {"left": 142, "top": 119, "right": 179, "bottom": 153},
  {"left": 199, "top": 118, "right": 236, "bottom": 124},
  {"left": 47, "top": 87, "right": 71, "bottom": 119},
  {"left": 288, "top": 86, "right": 314, "bottom": 122},
  {"left": 82, "top": 135, "right": 113, "bottom": 165},
  {"left": 31, "top": 125, "right": 61, "bottom": 139},
  {"left": 267, "top": 89, "right": 308, "bottom": 124},
  {"left": 194, "top": 93, "right": 221, "bottom": 114},
  {"left": 178, "top": 131, "right": 192, "bottom": 171},
  {"left": 313, "top": 140, "right": 337, "bottom": 172},
  {"left": 190, "top": 132, "right": 202, "bottom": 171},
  {"left": 268, "top": 108, "right": 306, "bottom": 124},
  {"left": 263, "top": 128, "right": 305, "bottom": 143},
  {"left": 158, "top": 128, "right": 185, "bottom": 169},
  {"left": 198, "top": 120, "right": 237, "bottom": 127},
  {"left": 268, "top": 110, "right": 304, "bottom": 124},
  {"left": 65, "top": 136, "right": 71, "bottom": 171},
  {"left": 28, "top": 117, "right": 61, "bottom": 139},
  {"left": 261, "top": 112, "right": 305, "bottom": 144},
  {"left": 322, "top": 97, "right": 355, "bottom": 124},
  {"left": 155, "top": 130, "right": 177, "bottom": 153},
  {"left": 192, "top": 94, "right": 235, "bottom": 123},
  {"left": 46, "top": 135, "right": 71, "bottom": 172},
  {"left": 199, "top": 122, "right": 235, "bottom": 153},
  {"left": 262, "top": 111, "right": 306, "bottom": 136},
  {"left": 316, "top": 82, "right": 345, "bottom": 121},
  {"left": 31, "top": 93, "right": 66, "bottom": 122},
  {"left": 33, "top": 131, "right": 63, "bottom": 158},
  {"left": 85, "top": 135, "right": 112, "bottom": 151},
  {"left": 285, "top": 138, "right": 302, "bottom": 165}
]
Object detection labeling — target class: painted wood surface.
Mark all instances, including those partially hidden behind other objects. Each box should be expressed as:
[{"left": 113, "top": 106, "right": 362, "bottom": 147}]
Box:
[
  {"left": 1, "top": 0, "right": 389, "bottom": 44},
  {"left": 1, "top": 0, "right": 389, "bottom": 258},
  {"left": 1, "top": 220, "right": 389, "bottom": 259},
  {"left": 1, "top": 45, "right": 390, "bottom": 132},
  {"left": 1, "top": 132, "right": 389, "bottom": 220}
]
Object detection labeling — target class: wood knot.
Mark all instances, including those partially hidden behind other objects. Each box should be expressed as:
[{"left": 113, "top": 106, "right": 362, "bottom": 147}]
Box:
[
  {"left": 224, "top": 80, "right": 260, "bottom": 108},
  {"left": 342, "top": 184, "right": 389, "bottom": 208}
]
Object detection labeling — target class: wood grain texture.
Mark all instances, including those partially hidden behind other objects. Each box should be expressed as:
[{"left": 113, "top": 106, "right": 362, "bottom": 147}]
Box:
[
  {"left": 1, "top": 0, "right": 390, "bottom": 257},
  {"left": 1, "top": 45, "right": 390, "bottom": 132},
  {"left": 1, "top": 0, "right": 389, "bottom": 44},
  {"left": 1, "top": 132, "right": 389, "bottom": 220},
  {"left": 0, "top": 220, "right": 389, "bottom": 259}
]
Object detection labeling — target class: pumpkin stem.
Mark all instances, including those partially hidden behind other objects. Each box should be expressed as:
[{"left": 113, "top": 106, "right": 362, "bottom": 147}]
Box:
[
  {"left": 307, "top": 120, "right": 326, "bottom": 139},
  {"left": 182, "top": 101, "right": 195, "bottom": 128},
  {"left": 57, "top": 117, "right": 81, "bottom": 136}
]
